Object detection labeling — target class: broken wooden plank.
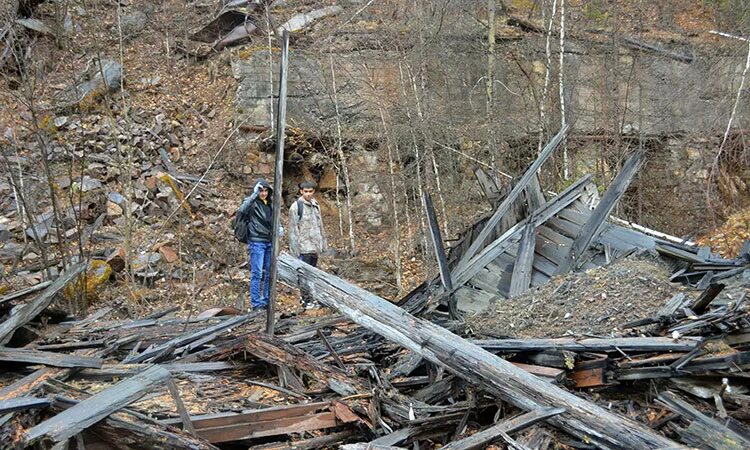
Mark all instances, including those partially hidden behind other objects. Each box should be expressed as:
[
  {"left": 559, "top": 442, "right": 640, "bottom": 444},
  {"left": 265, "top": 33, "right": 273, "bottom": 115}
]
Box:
[
  {"left": 24, "top": 365, "right": 170, "bottom": 445},
  {"left": 162, "top": 402, "right": 341, "bottom": 443},
  {"left": 0, "top": 262, "right": 86, "bottom": 345},
  {"left": 658, "top": 391, "right": 750, "bottom": 450},
  {"left": 424, "top": 192, "right": 454, "bottom": 292},
  {"left": 555, "top": 152, "right": 644, "bottom": 275},
  {"left": 454, "top": 174, "right": 592, "bottom": 287},
  {"left": 0, "top": 347, "right": 103, "bottom": 368},
  {"left": 690, "top": 283, "right": 726, "bottom": 315},
  {"left": 277, "top": 253, "right": 682, "bottom": 449},
  {"left": 0, "top": 280, "right": 53, "bottom": 305},
  {"left": 442, "top": 408, "right": 566, "bottom": 450},
  {"left": 126, "top": 314, "right": 251, "bottom": 363},
  {"left": 474, "top": 167, "right": 502, "bottom": 205},
  {"left": 509, "top": 223, "right": 537, "bottom": 297},
  {"left": 167, "top": 378, "right": 195, "bottom": 435},
  {"left": 474, "top": 336, "right": 699, "bottom": 353},
  {"left": 510, "top": 362, "right": 565, "bottom": 382},
  {"left": 455, "top": 126, "right": 568, "bottom": 273},
  {"left": 424, "top": 192, "right": 457, "bottom": 317},
  {"left": 0, "top": 397, "right": 50, "bottom": 414},
  {"left": 50, "top": 394, "right": 218, "bottom": 450}
]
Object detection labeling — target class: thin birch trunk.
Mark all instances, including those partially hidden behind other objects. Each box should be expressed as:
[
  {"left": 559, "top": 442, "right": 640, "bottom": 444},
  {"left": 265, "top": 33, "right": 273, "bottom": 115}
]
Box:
[
  {"left": 378, "top": 105, "right": 403, "bottom": 295},
  {"left": 335, "top": 163, "right": 344, "bottom": 238},
  {"left": 408, "top": 68, "right": 450, "bottom": 239},
  {"left": 539, "top": 0, "right": 557, "bottom": 152},
  {"left": 398, "top": 61, "right": 429, "bottom": 259},
  {"left": 487, "top": 0, "right": 497, "bottom": 179},
  {"left": 713, "top": 40, "right": 750, "bottom": 177},
  {"left": 393, "top": 141, "right": 414, "bottom": 245},
  {"left": 329, "top": 55, "right": 356, "bottom": 252},
  {"left": 558, "top": 0, "right": 568, "bottom": 180},
  {"left": 1, "top": 148, "right": 52, "bottom": 280}
]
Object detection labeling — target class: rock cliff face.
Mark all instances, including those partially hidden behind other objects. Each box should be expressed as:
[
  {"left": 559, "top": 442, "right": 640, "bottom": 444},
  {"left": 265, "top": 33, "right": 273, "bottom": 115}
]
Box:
[{"left": 232, "top": 21, "right": 748, "bottom": 236}]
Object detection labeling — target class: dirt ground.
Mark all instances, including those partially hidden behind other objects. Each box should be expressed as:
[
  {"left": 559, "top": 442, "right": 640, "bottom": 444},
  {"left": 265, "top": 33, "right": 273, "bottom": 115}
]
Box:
[{"left": 466, "top": 253, "right": 693, "bottom": 339}]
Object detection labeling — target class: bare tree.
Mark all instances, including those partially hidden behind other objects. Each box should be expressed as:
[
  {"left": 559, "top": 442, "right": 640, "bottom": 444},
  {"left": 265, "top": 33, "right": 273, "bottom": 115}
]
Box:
[
  {"left": 558, "top": 0, "right": 568, "bottom": 180},
  {"left": 329, "top": 55, "right": 356, "bottom": 253}
]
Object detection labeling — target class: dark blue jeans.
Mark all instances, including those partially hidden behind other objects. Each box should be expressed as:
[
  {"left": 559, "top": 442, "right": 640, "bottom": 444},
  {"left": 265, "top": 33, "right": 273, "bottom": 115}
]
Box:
[{"left": 248, "top": 241, "right": 272, "bottom": 308}]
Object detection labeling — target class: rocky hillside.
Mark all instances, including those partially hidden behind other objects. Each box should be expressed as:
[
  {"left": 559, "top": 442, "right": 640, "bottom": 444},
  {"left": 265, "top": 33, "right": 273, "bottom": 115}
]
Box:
[{"left": 0, "top": 0, "right": 748, "bottom": 316}]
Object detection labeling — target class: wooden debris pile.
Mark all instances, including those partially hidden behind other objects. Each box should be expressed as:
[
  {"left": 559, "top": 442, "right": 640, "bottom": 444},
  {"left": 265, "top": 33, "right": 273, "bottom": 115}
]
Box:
[{"left": 1, "top": 127, "right": 749, "bottom": 449}]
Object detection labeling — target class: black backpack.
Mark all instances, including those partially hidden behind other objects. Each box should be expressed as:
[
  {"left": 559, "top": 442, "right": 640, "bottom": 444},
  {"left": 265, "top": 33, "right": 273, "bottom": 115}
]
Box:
[{"left": 233, "top": 195, "right": 255, "bottom": 244}]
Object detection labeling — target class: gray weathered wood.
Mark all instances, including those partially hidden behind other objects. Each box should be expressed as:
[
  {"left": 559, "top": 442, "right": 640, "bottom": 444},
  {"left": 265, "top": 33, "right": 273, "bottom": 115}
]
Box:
[
  {"left": 658, "top": 391, "right": 750, "bottom": 450},
  {"left": 555, "top": 152, "right": 644, "bottom": 274},
  {"left": 474, "top": 337, "right": 700, "bottom": 353},
  {"left": 474, "top": 167, "right": 502, "bottom": 205},
  {"left": 24, "top": 365, "right": 170, "bottom": 445},
  {"left": 126, "top": 314, "right": 250, "bottom": 363},
  {"left": 455, "top": 126, "right": 568, "bottom": 274},
  {"left": 0, "top": 397, "right": 50, "bottom": 414},
  {"left": 267, "top": 29, "right": 290, "bottom": 334},
  {"left": 167, "top": 378, "right": 196, "bottom": 435},
  {"left": 424, "top": 192, "right": 453, "bottom": 292},
  {"left": 0, "top": 280, "right": 53, "bottom": 305},
  {"left": 0, "top": 262, "right": 86, "bottom": 345},
  {"left": 0, "top": 347, "right": 103, "bottom": 368},
  {"left": 509, "top": 223, "right": 536, "bottom": 297},
  {"left": 453, "top": 174, "right": 591, "bottom": 287},
  {"left": 277, "top": 253, "right": 682, "bottom": 450},
  {"left": 424, "top": 192, "right": 457, "bottom": 317}
]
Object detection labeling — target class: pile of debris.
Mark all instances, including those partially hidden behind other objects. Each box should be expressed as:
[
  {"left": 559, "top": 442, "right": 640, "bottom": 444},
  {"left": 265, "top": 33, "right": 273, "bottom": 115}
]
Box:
[
  {"left": 1, "top": 127, "right": 749, "bottom": 449},
  {"left": 467, "top": 253, "right": 691, "bottom": 338}
]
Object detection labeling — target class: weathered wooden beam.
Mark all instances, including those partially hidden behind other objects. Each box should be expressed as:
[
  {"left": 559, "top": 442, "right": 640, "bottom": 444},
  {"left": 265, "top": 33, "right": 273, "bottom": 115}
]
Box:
[
  {"left": 508, "top": 223, "right": 536, "bottom": 297},
  {"left": 423, "top": 192, "right": 457, "bottom": 317},
  {"left": 0, "top": 280, "right": 53, "bottom": 305},
  {"left": 555, "top": 152, "right": 644, "bottom": 275},
  {"left": 474, "top": 337, "right": 700, "bottom": 353},
  {"left": 126, "top": 314, "right": 251, "bottom": 363},
  {"left": 24, "top": 365, "right": 170, "bottom": 445},
  {"left": 74, "top": 362, "right": 237, "bottom": 379},
  {"left": 452, "top": 174, "right": 592, "bottom": 287},
  {"left": 50, "top": 394, "right": 218, "bottom": 450},
  {"left": 474, "top": 167, "right": 502, "bottom": 205},
  {"left": 167, "top": 378, "right": 195, "bottom": 435},
  {"left": 161, "top": 402, "right": 340, "bottom": 443},
  {"left": 267, "top": 29, "right": 290, "bottom": 334},
  {"left": 690, "top": 283, "right": 725, "bottom": 314},
  {"left": 0, "top": 397, "right": 50, "bottom": 414},
  {"left": 442, "top": 408, "right": 566, "bottom": 450},
  {"left": 277, "top": 253, "right": 682, "bottom": 450},
  {"left": 424, "top": 192, "right": 453, "bottom": 292},
  {"left": 455, "top": 126, "right": 567, "bottom": 274},
  {"left": 0, "top": 347, "right": 103, "bottom": 368},
  {"left": 657, "top": 391, "right": 750, "bottom": 450},
  {"left": 0, "top": 262, "right": 86, "bottom": 345}
]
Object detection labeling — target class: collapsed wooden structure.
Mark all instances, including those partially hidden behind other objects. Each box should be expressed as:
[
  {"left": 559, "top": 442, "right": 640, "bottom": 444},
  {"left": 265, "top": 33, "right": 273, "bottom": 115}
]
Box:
[{"left": 1, "top": 128, "right": 749, "bottom": 449}]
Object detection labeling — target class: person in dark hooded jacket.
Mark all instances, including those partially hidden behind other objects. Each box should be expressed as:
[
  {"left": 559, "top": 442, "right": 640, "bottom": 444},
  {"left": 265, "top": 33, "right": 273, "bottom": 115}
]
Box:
[{"left": 238, "top": 179, "right": 276, "bottom": 309}]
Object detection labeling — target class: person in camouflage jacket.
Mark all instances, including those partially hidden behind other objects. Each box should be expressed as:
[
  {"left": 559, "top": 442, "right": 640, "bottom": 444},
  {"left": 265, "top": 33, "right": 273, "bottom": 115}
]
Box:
[{"left": 288, "top": 180, "right": 328, "bottom": 308}]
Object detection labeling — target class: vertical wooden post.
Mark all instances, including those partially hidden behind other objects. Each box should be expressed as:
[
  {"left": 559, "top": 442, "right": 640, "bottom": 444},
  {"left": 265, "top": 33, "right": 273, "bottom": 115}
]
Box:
[{"left": 267, "top": 30, "right": 290, "bottom": 334}]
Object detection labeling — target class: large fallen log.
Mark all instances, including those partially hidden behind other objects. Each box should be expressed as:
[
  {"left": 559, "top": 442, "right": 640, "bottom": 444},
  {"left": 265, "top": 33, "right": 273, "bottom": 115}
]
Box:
[
  {"left": 24, "top": 365, "right": 170, "bottom": 445},
  {"left": 277, "top": 253, "right": 682, "bottom": 450}
]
